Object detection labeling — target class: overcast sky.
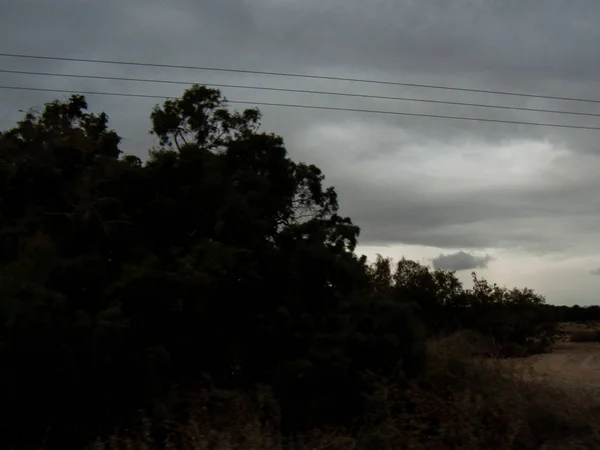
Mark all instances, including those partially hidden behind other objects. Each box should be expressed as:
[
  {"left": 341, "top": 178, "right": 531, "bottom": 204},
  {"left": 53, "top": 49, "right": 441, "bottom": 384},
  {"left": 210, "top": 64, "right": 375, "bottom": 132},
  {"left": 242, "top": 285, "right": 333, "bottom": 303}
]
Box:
[{"left": 2, "top": 0, "right": 600, "bottom": 304}]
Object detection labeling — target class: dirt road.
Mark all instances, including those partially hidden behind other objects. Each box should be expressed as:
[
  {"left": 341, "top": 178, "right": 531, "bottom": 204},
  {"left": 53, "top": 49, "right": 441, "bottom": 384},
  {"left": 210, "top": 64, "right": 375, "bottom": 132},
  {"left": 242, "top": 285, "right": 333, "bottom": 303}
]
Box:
[
  {"left": 511, "top": 342, "right": 600, "bottom": 395},
  {"left": 502, "top": 343, "right": 600, "bottom": 449},
  {"left": 523, "top": 342, "right": 600, "bottom": 381}
]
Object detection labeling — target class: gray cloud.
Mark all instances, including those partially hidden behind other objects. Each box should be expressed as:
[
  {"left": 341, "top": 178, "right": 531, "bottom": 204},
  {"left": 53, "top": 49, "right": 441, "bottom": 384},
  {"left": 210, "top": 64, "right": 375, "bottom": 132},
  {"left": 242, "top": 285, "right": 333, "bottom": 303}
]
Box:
[
  {"left": 2, "top": 0, "right": 600, "bottom": 265},
  {"left": 590, "top": 268, "right": 600, "bottom": 276},
  {"left": 432, "top": 251, "right": 494, "bottom": 271}
]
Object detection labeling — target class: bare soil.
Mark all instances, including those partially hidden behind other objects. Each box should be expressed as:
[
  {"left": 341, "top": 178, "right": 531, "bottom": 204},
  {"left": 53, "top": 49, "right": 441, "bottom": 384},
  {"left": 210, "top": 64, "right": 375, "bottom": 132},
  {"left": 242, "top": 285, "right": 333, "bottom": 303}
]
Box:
[
  {"left": 511, "top": 342, "right": 600, "bottom": 396},
  {"left": 507, "top": 343, "right": 600, "bottom": 448}
]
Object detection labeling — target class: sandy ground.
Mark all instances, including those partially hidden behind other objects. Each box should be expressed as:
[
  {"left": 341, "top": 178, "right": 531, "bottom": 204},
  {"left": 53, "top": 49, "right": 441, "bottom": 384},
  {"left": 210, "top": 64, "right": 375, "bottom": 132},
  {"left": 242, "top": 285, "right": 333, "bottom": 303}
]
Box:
[
  {"left": 510, "top": 342, "right": 600, "bottom": 395},
  {"left": 524, "top": 343, "right": 600, "bottom": 381},
  {"left": 506, "top": 342, "right": 600, "bottom": 448}
]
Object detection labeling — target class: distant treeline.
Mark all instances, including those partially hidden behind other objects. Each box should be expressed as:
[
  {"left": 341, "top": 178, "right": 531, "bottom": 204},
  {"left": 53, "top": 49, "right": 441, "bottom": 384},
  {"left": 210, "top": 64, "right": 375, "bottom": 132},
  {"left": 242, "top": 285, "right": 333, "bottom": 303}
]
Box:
[{"left": 545, "top": 304, "right": 600, "bottom": 323}]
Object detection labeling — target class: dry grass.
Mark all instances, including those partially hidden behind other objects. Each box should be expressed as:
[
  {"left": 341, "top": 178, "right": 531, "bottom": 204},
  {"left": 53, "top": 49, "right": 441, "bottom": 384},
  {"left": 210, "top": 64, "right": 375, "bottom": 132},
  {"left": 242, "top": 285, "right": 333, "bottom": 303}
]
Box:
[
  {"left": 401, "top": 335, "right": 600, "bottom": 449},
  {"left": 40, "top": 334, "right": 600, "bottom": 450},
  {"left": 559, "top": 321, "right": 600, "bottom": 332},
  {"left": 569, "top": 329, "right": 600, "bottom": 342},
  {"left": 557, "top": 322, "right": 600, "bottom": 342}
]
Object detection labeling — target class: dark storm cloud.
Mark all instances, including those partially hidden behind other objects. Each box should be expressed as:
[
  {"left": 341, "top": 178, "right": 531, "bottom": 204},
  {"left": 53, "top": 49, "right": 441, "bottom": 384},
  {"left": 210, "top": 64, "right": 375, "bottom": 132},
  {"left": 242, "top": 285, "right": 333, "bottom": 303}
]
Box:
[
  {"left": 3, "top": 0, "right": 600, "bottom": 256},
  {"left": 3, "top": 0, "right": 600, "bottom": 146},
  {"left": 432, "top": 251, "right": 494, "bottom": 271}
]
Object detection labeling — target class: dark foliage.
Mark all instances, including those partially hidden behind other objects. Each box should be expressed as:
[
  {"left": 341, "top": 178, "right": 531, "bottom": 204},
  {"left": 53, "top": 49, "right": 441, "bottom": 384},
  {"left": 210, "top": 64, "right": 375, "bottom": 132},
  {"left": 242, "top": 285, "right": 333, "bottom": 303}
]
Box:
[
  {"left": 368, "top": 255, "right": 555, "bottom": 356},
  {"left": 0, "top": 87, "right": 556, "bottom": 449},
  {"left": 549, "top": 304, "right": 600, "bottom": 323}
]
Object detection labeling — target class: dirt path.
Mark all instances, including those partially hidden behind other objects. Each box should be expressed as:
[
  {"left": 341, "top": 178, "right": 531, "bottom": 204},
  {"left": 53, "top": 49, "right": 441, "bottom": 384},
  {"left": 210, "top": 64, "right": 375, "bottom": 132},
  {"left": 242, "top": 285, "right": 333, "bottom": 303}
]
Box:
[
  {"left": 508, "top": 343, "right": 600, "bottom": 448},
  {"left": 523, "top": 342, "right": 600, "bottom": 381},
  {"left": 511, "top": 342, "right": 600, "bottom": 395}
]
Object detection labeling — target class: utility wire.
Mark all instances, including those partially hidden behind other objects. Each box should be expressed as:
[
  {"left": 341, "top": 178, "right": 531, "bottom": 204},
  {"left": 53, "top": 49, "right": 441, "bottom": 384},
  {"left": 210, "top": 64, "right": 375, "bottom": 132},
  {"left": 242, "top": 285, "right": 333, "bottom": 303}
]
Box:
[
  {"left": 1, "top": 52, "right": 600, "bottom": 105},
  {"left": 2, "top": 68, "right": 599, "bottom": 119},
  {"left": 1, "top": 85, "right": 599, "bottom": 131}
]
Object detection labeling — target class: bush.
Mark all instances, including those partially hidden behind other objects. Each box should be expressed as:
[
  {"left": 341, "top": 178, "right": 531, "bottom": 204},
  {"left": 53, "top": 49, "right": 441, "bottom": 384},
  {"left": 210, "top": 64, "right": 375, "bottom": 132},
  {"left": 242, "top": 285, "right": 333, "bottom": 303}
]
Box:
[
  {"left": 349, "top": 333, "right": 600, "bottom": 449},
  {"left": 81, "top": 332, "right": 600, "bottom": 450},
  {"left": 569, "top": 329, "right": 600, "bottom": 342}
]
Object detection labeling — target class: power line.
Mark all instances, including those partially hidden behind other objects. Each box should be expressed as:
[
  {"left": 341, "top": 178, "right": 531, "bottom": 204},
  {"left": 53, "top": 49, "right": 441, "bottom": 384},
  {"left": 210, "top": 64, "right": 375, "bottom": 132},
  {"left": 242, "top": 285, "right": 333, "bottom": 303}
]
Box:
[
  {"left": 2, "top": 68, "right": 600, "bottom": 119},
  {"left": 1, "top": 51, "right": 600, "bottom": 105},
  {"left": 1, "top": 84, "right": 599, "bottom": 131}
]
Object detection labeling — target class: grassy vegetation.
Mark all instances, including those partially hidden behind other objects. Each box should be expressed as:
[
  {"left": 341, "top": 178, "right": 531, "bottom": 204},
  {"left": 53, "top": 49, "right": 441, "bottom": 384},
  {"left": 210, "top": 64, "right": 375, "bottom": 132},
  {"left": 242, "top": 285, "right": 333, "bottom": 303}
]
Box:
[
  {"left": 556, "top": 322, "right": 600, "bottom": 342},
  {"left": 569, "top": 329, "right": 600, "bottom": 343},
  {"left": 71, "top": 333, "right": 600, "bottom": 450}
]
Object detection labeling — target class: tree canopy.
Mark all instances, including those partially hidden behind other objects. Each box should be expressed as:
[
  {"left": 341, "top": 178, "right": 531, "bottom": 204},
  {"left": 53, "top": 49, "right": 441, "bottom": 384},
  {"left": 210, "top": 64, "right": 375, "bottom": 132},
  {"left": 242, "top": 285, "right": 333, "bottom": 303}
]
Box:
[{"left": 0, "top": 86, "right": 556, "bottom": 449}]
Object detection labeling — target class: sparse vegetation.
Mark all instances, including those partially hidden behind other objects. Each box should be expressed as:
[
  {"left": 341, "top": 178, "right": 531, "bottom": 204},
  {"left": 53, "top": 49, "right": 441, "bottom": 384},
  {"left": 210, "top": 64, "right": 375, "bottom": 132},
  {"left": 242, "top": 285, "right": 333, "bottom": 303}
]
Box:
[
  {"left": 77, "top": 335, "right": 600, "bottom": 449},
  {"left": 0, "top": 86, "right": 598, "bottom": 449},
  {"left": 568, "top": 329, "right": 600, "bottom": 342},
  {"left": 551, "top": 321, "right": 600, "bottom": 342}
]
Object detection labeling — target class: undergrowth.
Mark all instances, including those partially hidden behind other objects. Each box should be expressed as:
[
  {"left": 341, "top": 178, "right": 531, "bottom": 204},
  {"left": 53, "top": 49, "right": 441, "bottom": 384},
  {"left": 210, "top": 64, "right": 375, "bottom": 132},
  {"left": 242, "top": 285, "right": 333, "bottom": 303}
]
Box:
[
  {"left": 65, "top": 333, "right": 600, "bottom": 450},
  {"left": 569, "top": 329, "right": 600, "bottom": 342}
]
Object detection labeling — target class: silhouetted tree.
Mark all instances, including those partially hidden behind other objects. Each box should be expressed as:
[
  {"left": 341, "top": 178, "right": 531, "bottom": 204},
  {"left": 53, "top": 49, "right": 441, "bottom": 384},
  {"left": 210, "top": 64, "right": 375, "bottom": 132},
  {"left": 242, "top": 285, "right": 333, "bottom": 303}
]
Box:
[
  {"left": 0, "top": 86, "right": 561, "bottom": 449},
  {"left": 0, "top": 86, "right": 427, "bottom": 448}
]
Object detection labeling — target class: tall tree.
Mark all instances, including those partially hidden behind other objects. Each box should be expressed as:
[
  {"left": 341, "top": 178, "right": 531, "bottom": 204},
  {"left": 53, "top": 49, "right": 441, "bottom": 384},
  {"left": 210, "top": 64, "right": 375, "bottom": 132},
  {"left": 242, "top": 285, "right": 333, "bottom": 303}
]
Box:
[{"left": 0, "top": 86, "right": 426, "bottom": 447}]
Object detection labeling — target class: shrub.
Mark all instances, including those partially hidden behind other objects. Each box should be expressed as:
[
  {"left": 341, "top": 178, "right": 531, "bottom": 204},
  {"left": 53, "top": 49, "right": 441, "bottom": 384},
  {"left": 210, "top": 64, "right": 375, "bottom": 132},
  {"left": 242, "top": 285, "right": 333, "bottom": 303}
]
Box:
[
  {"left": 353, "top": 333, "right": 600, "bottom": 449},
  {"left": 569, "top": 329, "right": 600, "bottom": 342},
  {"left": 81, "top": 332, "right": 600, "bottom": 450}
]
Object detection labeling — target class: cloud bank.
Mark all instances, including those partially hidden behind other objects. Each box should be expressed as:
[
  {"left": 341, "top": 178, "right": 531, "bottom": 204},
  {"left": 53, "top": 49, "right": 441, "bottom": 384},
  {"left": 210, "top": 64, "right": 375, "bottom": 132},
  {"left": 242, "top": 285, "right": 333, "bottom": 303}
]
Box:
[{"left": 432, "top": 251, "right": 494, "bottom": 271}]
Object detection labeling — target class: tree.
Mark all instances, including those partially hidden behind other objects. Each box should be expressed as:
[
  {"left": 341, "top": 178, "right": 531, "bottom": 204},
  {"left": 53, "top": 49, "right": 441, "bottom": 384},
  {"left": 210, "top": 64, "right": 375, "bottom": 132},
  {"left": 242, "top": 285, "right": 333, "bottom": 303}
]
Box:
[
  {"left": 0, "top": 86, "right": 426, "bottom": 448},
  {"left": 0, "top": 95, "right": 133, "bottom": 447},
  {"left": 141, "top": 86, "right": 420, "bottom": 430},
  {"left": 1, "top": 85, "right": 556, "bottom": 449}
]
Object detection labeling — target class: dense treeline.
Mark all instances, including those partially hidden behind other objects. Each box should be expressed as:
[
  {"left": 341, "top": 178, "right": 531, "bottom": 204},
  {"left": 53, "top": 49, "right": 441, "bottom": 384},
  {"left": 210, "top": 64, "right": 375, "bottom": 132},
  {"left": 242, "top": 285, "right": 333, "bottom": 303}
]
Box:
[
  {"left": 0, "top": 86, "right": 557, "bottom": 449},
  {"left": 547, "top": 304, "right": 600, "bottom": 322},
  {"left": 370, "top": 255, "right": 555, "bottom": 355}
]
